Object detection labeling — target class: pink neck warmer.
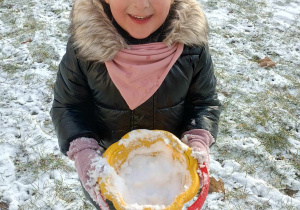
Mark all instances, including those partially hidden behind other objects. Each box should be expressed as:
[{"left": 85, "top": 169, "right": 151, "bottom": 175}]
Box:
[{"left": 105, "top": 42, "right": 184, "bottom": 110}]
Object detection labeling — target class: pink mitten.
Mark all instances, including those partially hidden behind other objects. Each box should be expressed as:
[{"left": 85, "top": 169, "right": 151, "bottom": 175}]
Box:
[
  {"left": 181, "top": 129, "right": 214, "bottom": 168},
  {"left": 67, "top": 137, "right": 109, "bottom": 210}
]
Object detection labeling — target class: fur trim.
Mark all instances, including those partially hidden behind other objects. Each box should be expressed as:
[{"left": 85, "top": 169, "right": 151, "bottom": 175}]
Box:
[
  {"left": 70, "top": 0, "right": 208, "bottom": 62},
  {"left": 164, "top": 0, "right": 208, "bottom": 46}
]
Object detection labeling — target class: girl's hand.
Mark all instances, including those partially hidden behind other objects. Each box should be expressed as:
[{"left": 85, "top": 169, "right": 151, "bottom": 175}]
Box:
[
  {"left": 181, "top": 129, "right": 214, "bottom": 168},
  {"left": 67, "top": 137, "right": 109, "bottom": 209}
]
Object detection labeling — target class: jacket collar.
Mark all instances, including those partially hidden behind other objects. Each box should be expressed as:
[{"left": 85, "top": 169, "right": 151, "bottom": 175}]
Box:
[{"left": 70, "top": 0, "right": 208, "bottom": 62}]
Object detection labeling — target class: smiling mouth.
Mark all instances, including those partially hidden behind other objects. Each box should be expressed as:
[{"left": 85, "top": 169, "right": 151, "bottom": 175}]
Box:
[{"left": 129, "top": 14, "right": 152, "bottom": 21}]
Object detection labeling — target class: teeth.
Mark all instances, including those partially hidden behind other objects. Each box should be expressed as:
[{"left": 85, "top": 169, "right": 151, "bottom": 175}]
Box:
[{"left": 131, "top": 15, "right": 149, "bottom": 20}]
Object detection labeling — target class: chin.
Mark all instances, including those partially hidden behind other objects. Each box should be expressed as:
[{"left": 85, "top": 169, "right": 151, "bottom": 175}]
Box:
[{"left": 129, "top": 31, "right": 152, "bottom": 40}]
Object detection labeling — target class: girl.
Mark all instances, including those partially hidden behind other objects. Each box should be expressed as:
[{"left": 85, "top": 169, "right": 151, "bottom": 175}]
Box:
[{"left": 51, "top": 0, "right": 221, "bottom": 209}]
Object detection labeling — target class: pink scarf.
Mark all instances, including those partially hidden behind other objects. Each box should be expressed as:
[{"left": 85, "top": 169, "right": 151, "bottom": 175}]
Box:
[{"left": 105, "top": 42, "right": 184, "bottom": 110}]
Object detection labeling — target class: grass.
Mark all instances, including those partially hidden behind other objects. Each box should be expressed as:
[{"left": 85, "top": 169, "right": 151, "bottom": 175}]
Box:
[
  {"left": 290, "top": 149, "right": 300, "bottom": 172},
  {"left": 28, "top": 43, "right": 60, "bottom": 63},
  {"left": 17, "top": 180, "right": 94, "bottom": 210},
  {"left": 0, "top": 0, "right": 85, "bottom": 208},
  {"left": 0, "top": 0, "right": 62, "bottom": 69},
  {"left": 12, "top": 145, "right": 85, "bottom": 209},
  {"left": 224, "top": 186, "right": 249, "bottom": 202},
  {"left": 1, "top": 63, "right": 20, "bottom": 74},
  {"left": 212, "top": 59, "right": 298, "bottom": 205},
  {"left": 256, "top": 131, "right": 290, "bottom": 153},
  {"left": 0, "top": 0, "right": 299, "bottom": 209},
  {"left": 13, "top": 142, "right": 73, "bottom": 178},
  {"left": 53, "top": 179, "right": 79, "bottom": 203}
]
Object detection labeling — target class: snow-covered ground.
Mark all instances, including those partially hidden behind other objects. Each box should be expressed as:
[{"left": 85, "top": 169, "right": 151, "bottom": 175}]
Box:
[{"left": 0, "top": 0, "right": 299, "bottom": 209}]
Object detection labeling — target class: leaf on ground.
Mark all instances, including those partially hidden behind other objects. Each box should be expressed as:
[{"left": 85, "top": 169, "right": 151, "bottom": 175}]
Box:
[
  {"left": 258, "top": 57, "right": 276, "bottom": 68},
  {"left": 282, "top": 188, "right": 299, "bottom": 197},
  {"left": 221, "top": 90, "right": 230, "bottom": 97},
  {"left": 21, "top": 38, "right": 32, "bottom": 44},
  {"left": 209, "top": 176, "right": 225, "bottom": 194},
  {"left": 0, "top": 201, "right": 9, "bottom": 210}
]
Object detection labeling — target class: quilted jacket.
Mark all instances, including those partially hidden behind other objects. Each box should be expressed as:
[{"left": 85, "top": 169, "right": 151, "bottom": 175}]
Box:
[{"left": 50, "top": 0, "right": 222, "bottom": 155}]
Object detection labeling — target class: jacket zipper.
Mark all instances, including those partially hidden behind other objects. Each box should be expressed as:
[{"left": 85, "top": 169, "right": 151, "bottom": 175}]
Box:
[
  {"left": 131, "top": 110, "right": 134, "bottom": 130},
  {"left": 153, "top": 94, "right": 156, "bottom": 129}
]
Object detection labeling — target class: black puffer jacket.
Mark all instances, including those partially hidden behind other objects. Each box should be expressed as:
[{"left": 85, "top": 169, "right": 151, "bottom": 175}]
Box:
[{"left": 51, "top": 0, "right": 222, "bottom": 155}]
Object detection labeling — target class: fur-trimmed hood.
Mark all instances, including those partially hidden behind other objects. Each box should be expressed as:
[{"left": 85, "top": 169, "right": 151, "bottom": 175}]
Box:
[{"left": 70, "top": 0, "right": 208, "bottom": 62}]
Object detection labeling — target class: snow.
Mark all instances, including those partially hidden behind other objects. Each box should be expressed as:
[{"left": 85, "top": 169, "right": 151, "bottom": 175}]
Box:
[
  {"left": 119, "top": 129, "right": 189, "bottom": 152},
  {"left": 100, "top": 140, "right": 191, "bottom": 209},
  {"left": 0, "top": 0, "right": 300, "bottom": 209},
  {"left": 96, "top": 131, "right": 198, "bottom": 209}
]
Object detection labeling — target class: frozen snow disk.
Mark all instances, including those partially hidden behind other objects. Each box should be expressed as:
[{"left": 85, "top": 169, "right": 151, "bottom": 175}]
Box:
[{"left": 98, "top": 129, "right": 200, "bottom": 210}]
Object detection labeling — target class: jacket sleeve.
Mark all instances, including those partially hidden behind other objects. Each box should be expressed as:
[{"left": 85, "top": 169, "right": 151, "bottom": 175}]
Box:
[
  {"left": 182, "top": 45, "right": 222, "bottom": 141},
  {"left": 50, "top": 41, "right": 99, "bottom": 155}
]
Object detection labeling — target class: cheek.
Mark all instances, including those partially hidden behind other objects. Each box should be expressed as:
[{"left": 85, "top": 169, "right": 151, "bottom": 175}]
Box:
[
  {"left": 155, "top": 4, "right": 171, "bottom": 22},
  {"left": 156, "top": 2, "right": 171, "bottom": 15},
  {"left": 110, "top": 4, "right": 126, "bottom": 20},
  {"left": 110, "top": 8, "right": 127, "bottom": 28}
]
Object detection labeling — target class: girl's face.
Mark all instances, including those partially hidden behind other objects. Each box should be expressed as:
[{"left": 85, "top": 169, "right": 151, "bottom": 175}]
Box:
[{"left": 107, "top": 0, "right": 174, "bottom": 39}]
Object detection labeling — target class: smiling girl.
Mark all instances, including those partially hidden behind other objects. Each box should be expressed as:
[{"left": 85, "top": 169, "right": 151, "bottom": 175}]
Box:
[
  {"left": 107, "top": 0, "right": 173, "bottom": 39},
  {"left": 51, "top": 0, "right": 221, "bottom": 209}
]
